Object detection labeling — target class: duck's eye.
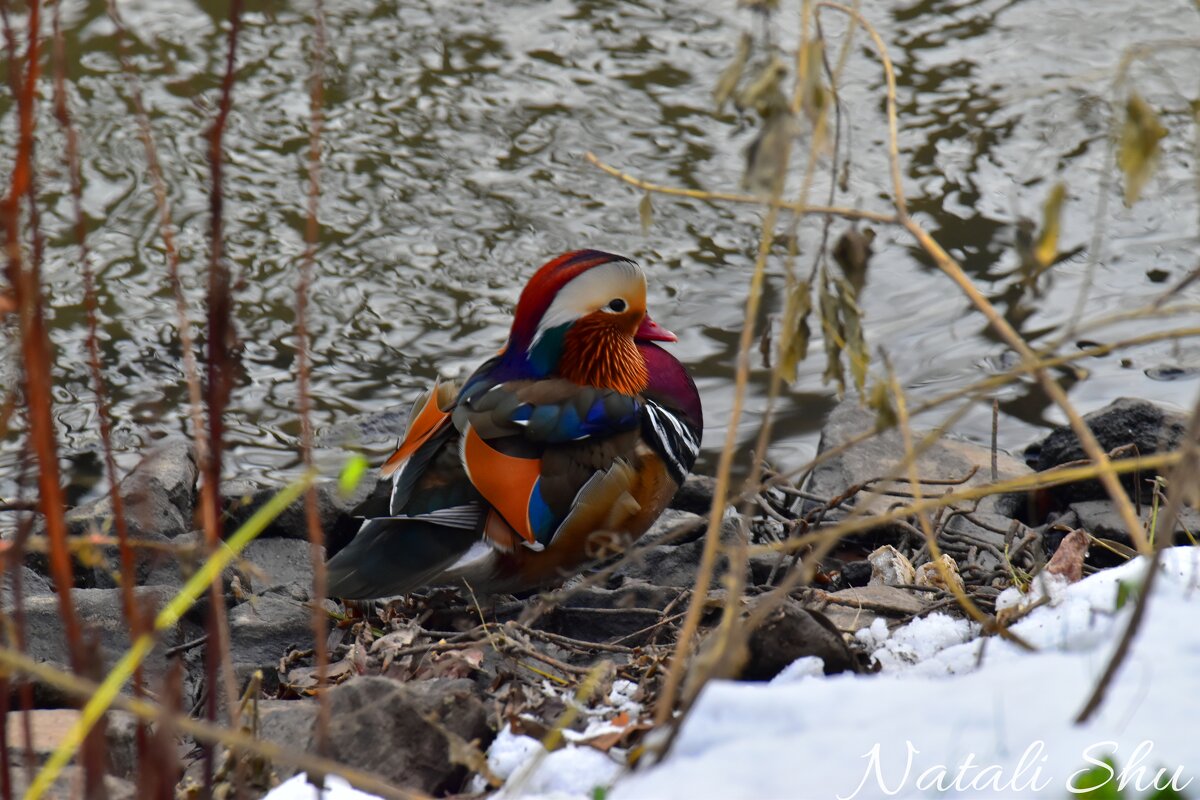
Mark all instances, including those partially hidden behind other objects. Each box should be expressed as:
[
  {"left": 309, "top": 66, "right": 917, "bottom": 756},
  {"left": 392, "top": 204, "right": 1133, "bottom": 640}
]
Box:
[{"left": 605, "top": 298, "right": 627, "bottom": 313}]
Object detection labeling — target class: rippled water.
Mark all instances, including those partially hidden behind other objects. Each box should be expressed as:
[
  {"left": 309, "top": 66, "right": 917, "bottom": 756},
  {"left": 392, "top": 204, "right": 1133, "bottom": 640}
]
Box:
[{"left": 2, "top": 0, "right": 1198, "bottom": 503}]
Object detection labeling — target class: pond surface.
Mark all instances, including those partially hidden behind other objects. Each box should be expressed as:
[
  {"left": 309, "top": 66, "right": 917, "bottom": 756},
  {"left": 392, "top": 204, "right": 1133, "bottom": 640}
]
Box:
[{"left": 2, "top": 0, "right": 1199, "bottom": 504}]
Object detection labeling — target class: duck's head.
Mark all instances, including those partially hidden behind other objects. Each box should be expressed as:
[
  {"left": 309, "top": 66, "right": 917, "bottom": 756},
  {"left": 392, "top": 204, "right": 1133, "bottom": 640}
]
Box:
[{"left": 505, "top": 250, "right": 675, "bottom": 393}]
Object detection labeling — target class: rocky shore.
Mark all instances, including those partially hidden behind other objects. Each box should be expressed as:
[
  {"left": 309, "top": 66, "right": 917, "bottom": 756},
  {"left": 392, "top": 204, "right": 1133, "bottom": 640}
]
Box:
[{"left": 2, "top": 396, "right": 1191, "bottom": 797}]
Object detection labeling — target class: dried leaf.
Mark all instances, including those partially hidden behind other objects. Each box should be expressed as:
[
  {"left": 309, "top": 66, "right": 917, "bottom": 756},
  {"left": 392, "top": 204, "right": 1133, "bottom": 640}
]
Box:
[
  {"left": 1117, "top": 92, "right": 1167, "bottom": 207},
  {"left": 411, "top": 647, "right": 484, "bottom": 680},
  {"left": 743, "top": 108, "right": 798, "bottom": 195},
  {"left": 760, "top": 313, "right": 774, "bottom": 369},
  {"left": 422, "top": 711, "right": 502, "bottom": 788},
  {"left": 508, "top": 714, "right": 551, "bottom": 741},
  {"left": 867, "top": 378, "right": 896, "bottom": 431},
  {"left": 574, "top": 714, "right": 653, "bottom": 753},
  {"left": 797, "top": 37, "right": 829, "bottom": 152},
  {"left": 736, "top": 56, "right": 789, "bottom": 115},
  {"left": 836, "top": 277, "right": 868, "bottom": 392},
  {"left": 284, "top": 658, "right": 355, "bottom": 695},
  {"left": 778, "top": 279, "right": 812, "bottom": 383},
  {"left": 1044, "top": 528, "right": 1089, "bottom": 583},
  {"left": 832, "top": 228, "right": 874, "bottom": 296},
  {"left": 367, "top": 626, "right": 418, "bottom": 654},
  {"left": 1033, "top": 182, "right": 1066, "bottom": 269},
  {"left": 818, "top": 272, "right": 844, "bottom": 392},
  {"left": 638, "top": 191, "right": 653, "bottom": 235},
  {"left": 713, "top": 32, "right": 753, "bottom": 111},
  {"left": 1014, "top": 216, "right": 1038, "bottom": 285}
]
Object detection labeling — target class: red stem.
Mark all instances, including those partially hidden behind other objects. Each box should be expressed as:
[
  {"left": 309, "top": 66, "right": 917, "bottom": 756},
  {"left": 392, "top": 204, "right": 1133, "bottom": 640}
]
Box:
[
  {"left": 200, "top": 1, "right": 244, "bottom": 793},
  {"left": 50, "top": 0, "right": 150, "bottom": 773},
  {"left": 299, "top": 0, "right": 332, "bottom": 760}
]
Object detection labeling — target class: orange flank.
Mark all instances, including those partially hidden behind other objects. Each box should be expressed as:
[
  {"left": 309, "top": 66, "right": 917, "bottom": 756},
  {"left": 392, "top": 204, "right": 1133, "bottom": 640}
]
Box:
[
  {"left": 380, "top": 382, "right": 454, "bottom": 478},
  {"left": 462, "top": 425, "right": 541, "bottom": 544}
]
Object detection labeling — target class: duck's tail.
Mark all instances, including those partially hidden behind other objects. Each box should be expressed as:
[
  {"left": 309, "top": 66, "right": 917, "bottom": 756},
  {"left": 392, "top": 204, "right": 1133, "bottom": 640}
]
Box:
[{"left": 325, "top": 516, "right": 479, "bottom": 599}]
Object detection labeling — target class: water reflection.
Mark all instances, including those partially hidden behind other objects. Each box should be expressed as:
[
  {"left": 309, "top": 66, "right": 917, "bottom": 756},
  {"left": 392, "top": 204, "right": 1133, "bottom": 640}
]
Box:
[{"left": 0, "top": 0, "right": 1197, "bottom": 505}]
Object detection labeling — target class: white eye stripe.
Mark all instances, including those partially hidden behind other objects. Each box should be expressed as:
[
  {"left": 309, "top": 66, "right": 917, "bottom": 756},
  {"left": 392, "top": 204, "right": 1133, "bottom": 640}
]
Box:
[{"left": 528, "top": 260, "right": 646, "bottom": 353}]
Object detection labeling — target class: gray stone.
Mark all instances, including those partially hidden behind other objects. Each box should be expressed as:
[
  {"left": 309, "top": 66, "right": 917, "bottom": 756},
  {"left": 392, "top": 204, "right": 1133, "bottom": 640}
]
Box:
[
  {"left": 74, "top": 531, "right": 184, "bottom": 591},
  {"left": 255, "top": 700, "right": 318, "bottom": 778},
  {"left": 800, "top": 398, "right": 1032, "bottom": 535},
  {"left": 238, "top": 538, "right": 321, "bottom": 598},
  {"left": 15, "top": 586, "right": 185, "bottom": 706},
  {"left": 1027, "top": 398, "right": 1187, "bottom": 505},
  {"left": 611, "top": 538, "right": 744, "bottom": 590},
  {"left": 258, "top": 677, "right": 493, "bottom": 795},
  {"left": 2, "top": 566, "right": 54, "bottom": 599},
  {"left": 807, "top": 584, "right": 927, "bottom": 634},
  {"left": 67, "top": 437, "right": 197, "bottom": 541},
  {"left": 739, "top": 600, "right": 861, "bottom": 680},
  {"left": 669, "top": 474, "right": 718, "bottom": 514},
  {"left": 228, "top": 594, "right": 335, "bottom": 693},
  {"left": 222, "top": 479, "right": 371, "bottom": 541},
  {"left": 638, "top": 509, "right": 708, "bottom": 547},
  {"left": 748, "top": 550, "right": 794, "bottom": 586},
  {"left": 541, "top": 580, "right": 685, "bottom": 644},
  {"left": 1070, "top": 499, "right": 1200, "bottom": 547}
]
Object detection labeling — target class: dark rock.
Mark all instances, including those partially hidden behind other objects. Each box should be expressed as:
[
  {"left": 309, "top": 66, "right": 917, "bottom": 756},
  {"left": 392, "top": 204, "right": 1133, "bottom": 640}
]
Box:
[
  {"left": 748, "top": 551, "right": 791, "bottom": 586},
  {"left": 67, "top": 437, "right": 197, "bottom": 541},
  {"left": 2, "top": 566, "right": 54, "bottom": 599},
  {"left": 540, "top": 581, "right": 685, "bottom": 644},
  {"left": 256, "top": 700, "right": 318, "bottom": 776},
  {"left": 13, "top": 586, "right": 188, "bottom": 706},
  {"left": 1069, "top": 499, "right": 1200, "bottom": 549},
  {"left": 611, "top": 514, "right": 744, "bottom": 589},
  {"left": 222, "top": 479, "right": 371, "bottom": 542},
  {"left": 1027, "top": 398, "right": 1187, "bottom": 505},
  {"left": 238, "top": 538, "right": 320, "bottom": 598},
  {"left": 740, "top": 600, "right": 861, "bottom": 680},
  {"left": 801, "top": 399, "right": 1032, "bottom": 537},
  {"left": 228, "top": 595, "right": 336, "bottom": 693},
  {"left": 669, "top": 474, "right": 718, "bottom": 514},
  {"left": 840, "top": 560, "right": 872, "bottom": 588},
  {"left": 76, "top": 531, "right": 185, "bottom": 591},
  {"left": 637, "top": 509, "right": 708, "bottom": 547},
  {"left": 46, "top": 439, "right": 197, "bottom": 584},
  {"left": 145, "top": 531, "right": 230, "bottom": 601},
  {"left": 259, "top": 677, "right": 493, "bottom": 794},
  {"left": 610, "top": 538, "right": 747, "bottom": 589}
]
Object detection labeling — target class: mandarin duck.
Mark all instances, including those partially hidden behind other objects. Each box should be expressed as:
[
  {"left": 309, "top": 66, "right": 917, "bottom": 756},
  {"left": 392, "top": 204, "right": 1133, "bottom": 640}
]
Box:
[{"left": 326, "top": 250, "right": 702, "bottom": 598}]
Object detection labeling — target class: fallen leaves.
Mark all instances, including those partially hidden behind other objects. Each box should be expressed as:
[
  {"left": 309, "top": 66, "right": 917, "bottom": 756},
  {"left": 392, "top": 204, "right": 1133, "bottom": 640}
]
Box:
[{"left": 1117, "top": 92, "right": 1167, "bottom": 207}]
